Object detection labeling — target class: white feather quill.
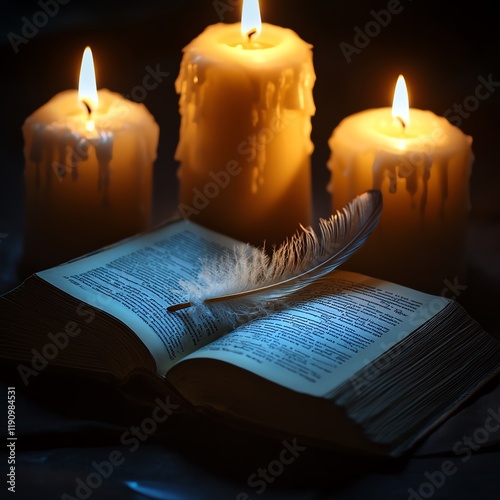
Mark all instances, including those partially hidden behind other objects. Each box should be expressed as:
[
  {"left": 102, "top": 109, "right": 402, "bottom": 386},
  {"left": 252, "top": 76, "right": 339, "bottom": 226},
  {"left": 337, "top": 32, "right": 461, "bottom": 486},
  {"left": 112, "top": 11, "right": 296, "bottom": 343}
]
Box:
[{"left": 168, "top": 190, "right": 382, "bottom": 325}]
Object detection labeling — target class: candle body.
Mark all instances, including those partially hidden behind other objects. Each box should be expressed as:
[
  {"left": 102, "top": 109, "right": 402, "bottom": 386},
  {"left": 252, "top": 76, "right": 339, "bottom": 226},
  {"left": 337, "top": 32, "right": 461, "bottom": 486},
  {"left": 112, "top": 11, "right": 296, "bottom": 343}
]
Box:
[
  {"left": 22, "top": 89, "right": 159, "bottom": 273},
  {"left": 175, "top": 23, "right": 315, "bottom": 246},
  {"left": 328, "top": 108, "right": 473, "bottom": 293}
]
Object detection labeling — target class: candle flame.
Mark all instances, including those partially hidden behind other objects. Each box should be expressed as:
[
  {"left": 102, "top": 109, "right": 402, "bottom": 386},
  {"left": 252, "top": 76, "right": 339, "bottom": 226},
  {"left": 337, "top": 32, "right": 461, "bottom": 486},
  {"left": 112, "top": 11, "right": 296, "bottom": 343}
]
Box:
[
  {"left": 78, "top": 46, "right": 98, "bottom": 112},
  {"left": 392, "top": 75, "right": 409, "bottom": 128},
  {"left": 241, "top": 0, "right": 262, "bottom": 41}
]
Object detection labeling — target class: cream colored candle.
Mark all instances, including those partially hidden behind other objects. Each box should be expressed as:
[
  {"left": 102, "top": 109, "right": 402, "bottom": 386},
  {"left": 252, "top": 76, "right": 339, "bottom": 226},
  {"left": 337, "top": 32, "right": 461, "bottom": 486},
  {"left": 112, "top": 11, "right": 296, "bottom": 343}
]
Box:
[
  {"left": 175, "top": 0, "right": 315, "bottom": 246},
  {"left": 22, "top": 47, "right": 159, "bottom": 274},
  {"left": 328, "top": 76, "right": 473, "bottom": 293}
]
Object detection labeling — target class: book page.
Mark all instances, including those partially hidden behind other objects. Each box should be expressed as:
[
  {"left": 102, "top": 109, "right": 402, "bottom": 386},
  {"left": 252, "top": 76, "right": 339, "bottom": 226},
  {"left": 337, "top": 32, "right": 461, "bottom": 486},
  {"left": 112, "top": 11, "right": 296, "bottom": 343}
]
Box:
[
  {"left": 37, "top": 220, "right": 241, "bottom": 375},
  {"left": 183, "top": 271, "right": 450, "bottom": 397}
]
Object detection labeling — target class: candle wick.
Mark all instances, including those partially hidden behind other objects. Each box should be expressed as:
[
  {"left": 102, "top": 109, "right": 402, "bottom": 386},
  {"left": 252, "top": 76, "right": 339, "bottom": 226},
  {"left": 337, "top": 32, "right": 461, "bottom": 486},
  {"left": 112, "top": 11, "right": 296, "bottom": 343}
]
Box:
[
  {"left": 82, "top": 100, "right": 92, "bottom": 117},
  {"left": 397, "top": 116, "right": 406, "bottom": 130},
  {"left": 247, "top": 28, "right": 257, "bottom": 42}
]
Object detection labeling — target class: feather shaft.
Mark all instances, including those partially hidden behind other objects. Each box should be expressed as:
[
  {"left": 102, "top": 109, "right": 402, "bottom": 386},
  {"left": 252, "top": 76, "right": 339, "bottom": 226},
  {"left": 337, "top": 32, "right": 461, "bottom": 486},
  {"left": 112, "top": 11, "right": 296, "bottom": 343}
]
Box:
[{"left": 168, "top": 190, "right": 382, "bottom": 316}]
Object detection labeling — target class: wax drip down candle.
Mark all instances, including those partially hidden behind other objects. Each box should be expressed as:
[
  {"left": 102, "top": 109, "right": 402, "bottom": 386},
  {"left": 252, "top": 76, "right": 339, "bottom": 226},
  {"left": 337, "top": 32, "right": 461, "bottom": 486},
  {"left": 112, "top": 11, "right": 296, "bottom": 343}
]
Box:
[
  {"left": 175, "top": 0, "right": 315, "bottom": 247},
  {"left": 327, "top": 76, "right": 474, "bottom": 293},
  {"left": 21, "top": 47, "right": 159, "bottom": 275}
]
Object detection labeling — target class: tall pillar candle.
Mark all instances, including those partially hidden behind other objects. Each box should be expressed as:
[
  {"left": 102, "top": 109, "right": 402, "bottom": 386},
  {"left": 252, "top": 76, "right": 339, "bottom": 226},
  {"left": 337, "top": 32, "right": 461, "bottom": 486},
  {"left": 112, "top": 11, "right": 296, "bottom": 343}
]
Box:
[
  {"left": 327, "top": 76, "right": 473, "bottom": 293},
  {"left": 175, "top": 0, "right": 315, "bottom": 246},
  {"left": 22, "top": 47, "right": 159, "bottom": 274}
]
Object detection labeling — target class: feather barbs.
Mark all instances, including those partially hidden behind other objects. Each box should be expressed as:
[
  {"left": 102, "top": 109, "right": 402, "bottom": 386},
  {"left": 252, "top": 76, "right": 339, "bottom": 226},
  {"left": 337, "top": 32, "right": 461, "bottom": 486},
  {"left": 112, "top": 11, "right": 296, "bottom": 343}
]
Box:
[{"left": 167, "top": 190, "right": 382, "bottom": 324}]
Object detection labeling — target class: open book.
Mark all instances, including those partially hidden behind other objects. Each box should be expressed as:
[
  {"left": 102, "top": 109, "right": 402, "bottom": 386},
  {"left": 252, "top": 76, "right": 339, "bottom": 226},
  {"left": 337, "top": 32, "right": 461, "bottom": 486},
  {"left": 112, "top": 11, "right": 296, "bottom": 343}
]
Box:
[{"left": 1, "top": 220, "right": 499, "bottom": 456}]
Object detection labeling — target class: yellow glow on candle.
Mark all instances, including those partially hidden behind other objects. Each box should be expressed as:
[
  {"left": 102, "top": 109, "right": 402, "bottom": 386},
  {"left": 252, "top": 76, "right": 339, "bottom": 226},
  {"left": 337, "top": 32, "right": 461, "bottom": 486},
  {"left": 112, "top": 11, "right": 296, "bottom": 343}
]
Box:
[
  {"left": 392, "top": 75, "right": 409, "bottom": 128},
  {"left": 241, "top": 0, "right": 262, "bottom": 41},
  {"left": 78, "top": 46, "right": 99, "bottom": 112}
]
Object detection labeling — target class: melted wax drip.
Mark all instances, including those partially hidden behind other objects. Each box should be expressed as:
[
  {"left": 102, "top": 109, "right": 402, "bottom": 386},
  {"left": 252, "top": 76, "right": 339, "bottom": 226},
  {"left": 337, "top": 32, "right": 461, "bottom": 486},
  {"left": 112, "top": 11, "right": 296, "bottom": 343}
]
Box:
[
  {"left": 250, "top": 66, "right": 311, "bottom": 194},
  {"left": 44, "top": 134, "right": 54, "bottom": 193},
  {"left": 438, "top": 160, "right": 449, "bottom": 218},
  {"left": 420, "top": 156, "right": 432, "bottom": 216},
  {"left": 29, "top": 124, "right": 114, "bottom": 207},
  {"left": 404, "top": 161, "right": 419, "bottom": 211},
  {"left": 252, "top": 108, "right": 267, "bottom": 194},
  {"left": 176, "top": 50, "right": 315, "bottom": 195},
  {"left": 95, "top": 131, "right": 113, "bottom": 207},
  {"left": 367, "top": 151, "right": 450, "bottom": 217},
  {"left": 30, "top": 124, "right": 44, "bottom": 187},
  {"left": 71, "top": 136, "right": 90, "bottom": 182}
]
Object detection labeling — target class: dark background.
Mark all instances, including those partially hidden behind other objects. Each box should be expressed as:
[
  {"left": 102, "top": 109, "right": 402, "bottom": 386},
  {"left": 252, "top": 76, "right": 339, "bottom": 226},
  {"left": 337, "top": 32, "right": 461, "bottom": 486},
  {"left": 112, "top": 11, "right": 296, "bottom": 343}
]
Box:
[
  {"left": 1, "top": 0, "right": 499, "bottom": 293},
  {"left": 1, "top": 0, "right": 500, "bottom": 498}
]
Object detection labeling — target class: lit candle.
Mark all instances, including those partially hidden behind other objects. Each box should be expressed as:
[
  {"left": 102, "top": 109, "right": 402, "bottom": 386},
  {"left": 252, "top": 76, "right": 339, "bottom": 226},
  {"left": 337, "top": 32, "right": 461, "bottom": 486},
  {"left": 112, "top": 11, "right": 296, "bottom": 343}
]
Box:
[
  {"left": 22, "top": 47, "right": 159, "bottom": 274},
  {"left": 175, "top": 0, "right": 315, "bottom": 246},
  {"left": 327, "top": 75, "right": 473, "bottom": 293}
]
